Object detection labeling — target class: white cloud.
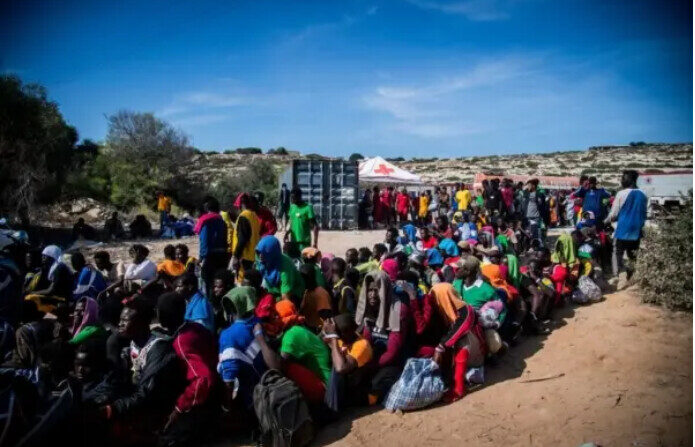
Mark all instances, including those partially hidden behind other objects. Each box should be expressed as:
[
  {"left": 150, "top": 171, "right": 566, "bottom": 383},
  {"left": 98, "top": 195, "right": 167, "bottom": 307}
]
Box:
[
  {"left": 363, "top": 57, "right": 534, "bottom": 137},
  {"left": 171, "top": 113, "right": 230, "bottom": 127},
  {"left": 156, "top": 90, "right": 246, "bottom": 121},
  {"left": 405, "top": 0, "right": 514, "bottom": 21}
]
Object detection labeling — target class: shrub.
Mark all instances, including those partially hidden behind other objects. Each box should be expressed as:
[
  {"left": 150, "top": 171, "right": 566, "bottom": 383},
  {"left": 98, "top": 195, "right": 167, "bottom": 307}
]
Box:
[
  {"left": 209, "top": 159, "right": 280, "bottom": 209},
  {"left": 634, "top": 195, "right": 692, "bottom": 311}
]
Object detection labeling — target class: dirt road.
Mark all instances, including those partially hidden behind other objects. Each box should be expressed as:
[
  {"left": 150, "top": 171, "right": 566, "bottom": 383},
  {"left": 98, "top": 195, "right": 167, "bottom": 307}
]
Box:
[{"left": 80, "top": 230, "right": 693, "bottom": 447}]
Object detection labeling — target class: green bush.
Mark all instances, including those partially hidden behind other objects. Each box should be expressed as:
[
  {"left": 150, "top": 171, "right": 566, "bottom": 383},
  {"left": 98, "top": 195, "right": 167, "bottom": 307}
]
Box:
[
  {"left": 209, "top": 159, "right": 280, "bottom": 210},
  {"left": 634, "top": 195, "right": 693, "bottom": 311}
]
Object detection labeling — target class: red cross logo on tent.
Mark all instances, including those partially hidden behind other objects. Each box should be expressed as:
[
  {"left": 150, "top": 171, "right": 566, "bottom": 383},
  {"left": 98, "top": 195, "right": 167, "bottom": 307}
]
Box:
[{"left": 374, "top": 164, "right": 394, "bottom": 175}]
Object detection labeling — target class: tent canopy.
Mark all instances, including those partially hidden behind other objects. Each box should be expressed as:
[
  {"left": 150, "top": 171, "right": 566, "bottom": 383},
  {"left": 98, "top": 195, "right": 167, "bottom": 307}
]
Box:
[{"left": 358, "top": 156, "right": 423, "bottom": 185}]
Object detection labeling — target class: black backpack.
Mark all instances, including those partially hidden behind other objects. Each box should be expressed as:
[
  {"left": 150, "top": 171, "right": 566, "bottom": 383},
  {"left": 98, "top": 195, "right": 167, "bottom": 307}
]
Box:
[{"left": 252, "top": 369, "right": 314, "bottom": 447}]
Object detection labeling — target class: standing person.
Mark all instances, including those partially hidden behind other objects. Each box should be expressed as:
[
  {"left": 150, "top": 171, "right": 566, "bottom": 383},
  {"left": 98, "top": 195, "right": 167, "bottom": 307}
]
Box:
[
  {"left": 379, "top": 187, "right": 393, "bottom": 227},
  {"left": 285, "top": 187, "right": 319, "bottom": 250},
  {"left": 372, "top": 186, "right": 383, "bottom": 227},
  {"left": 455, "top": 183, "right": 471, "bottom": 213},
  {"left": 277, "top": 183, "right": 291, "bottom": 229},
  {"left": 418, "top": 191, "right": 429, "bottom": 225},
  {"left": 231, "top": 193, "right": 261, "bottom": 280},
  {"left": 521, "top": 179, "right": 548, "bottom": 247},
  {"left": 573, "top": 176, "right": 611, "bottom": 228},
  {"left": 484, "top": 179, "right": 504, "bottom": 216},
  {"left": 194, "top": 197, "right": 228, "bottom": 297},
  {"left": 253, "top": 192, "right": 278, "bottom": 237},
  {"left": 395, "top": 188, "right": 410, "bottom": 223},
  {"left": 500, "top": 179, "right": 514, "bottom": 217},
  {"left": 438, "top": 187, "right": 450, "bottom": 219},
  {"left": 604, "top": 170, "right": 647, "bottom": 287},
  {"left": 157, "top": 191, "right": 172, "bottom": 236}
]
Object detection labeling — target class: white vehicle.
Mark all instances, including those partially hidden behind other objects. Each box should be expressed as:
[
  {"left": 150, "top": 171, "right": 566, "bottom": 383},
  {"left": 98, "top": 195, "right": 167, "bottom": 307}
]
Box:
[{"left": 637, "top": 171, "right": 692, "bottom": 216}]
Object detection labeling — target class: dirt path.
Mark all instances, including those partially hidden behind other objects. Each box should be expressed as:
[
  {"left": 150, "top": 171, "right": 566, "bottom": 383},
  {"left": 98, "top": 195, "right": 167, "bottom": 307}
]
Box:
[
  {"left": 314, "top": 287, "right": 692, "bottom": 447},
  {"left": 79, "top": 230, "right": 693, "bottom": 447}
]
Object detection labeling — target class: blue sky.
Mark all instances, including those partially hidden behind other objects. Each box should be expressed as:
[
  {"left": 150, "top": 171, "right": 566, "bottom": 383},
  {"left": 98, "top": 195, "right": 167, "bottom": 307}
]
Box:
[{"left": 1, "top": 0, "right": 692, "bottom": 157}]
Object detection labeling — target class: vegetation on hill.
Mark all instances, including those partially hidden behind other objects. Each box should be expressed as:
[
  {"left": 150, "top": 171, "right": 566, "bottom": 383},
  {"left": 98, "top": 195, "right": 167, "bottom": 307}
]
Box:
[{"left": 634, "top": 195, "right": 693, "bottom": 311}]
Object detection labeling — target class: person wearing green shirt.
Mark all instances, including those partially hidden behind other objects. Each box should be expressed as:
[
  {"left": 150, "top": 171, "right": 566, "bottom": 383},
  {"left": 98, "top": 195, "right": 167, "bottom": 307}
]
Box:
[
  {"left": 280, "top": 324, "right": 332, "bottom": 384},
  {"left": 256, "top": 235, "right": 305, "bottom": 305},
  {"left": 284, "top": 187, "right": 319, "bottom": 251},
  {"left": 452, "top": 256, "right": 507, "bottom": 322}
]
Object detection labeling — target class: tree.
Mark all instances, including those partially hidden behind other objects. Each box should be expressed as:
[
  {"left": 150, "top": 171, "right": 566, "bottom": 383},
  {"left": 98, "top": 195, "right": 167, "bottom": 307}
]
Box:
[
  {"left": 0, "top": 75, "right": 78, "bottom": 224},
  {"left": 349, "top": 153, "right": 365, "bottom": 162},
  {"left": 102, "top": 111, "right": 193, "bottom": 208}
]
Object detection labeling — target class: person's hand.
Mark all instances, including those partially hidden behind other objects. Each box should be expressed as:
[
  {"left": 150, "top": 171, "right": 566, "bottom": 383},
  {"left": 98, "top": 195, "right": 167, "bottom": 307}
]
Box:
[
  {"left": 312, "top": 241, "right": 318, "bottom": 249},
  {"left": 432, "top": 347, "right": 444, "bottom": 365},
  {"left": 253, "top": 323, "right": 264, "bottom": 340},
  {"left": 322, "top": 318, "right": 336, "bottom": 336}
]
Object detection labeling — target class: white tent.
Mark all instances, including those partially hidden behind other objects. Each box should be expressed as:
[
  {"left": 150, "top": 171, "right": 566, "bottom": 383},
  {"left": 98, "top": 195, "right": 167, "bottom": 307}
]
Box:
[{"left": 358, "top": 156, "right": 423, "bottom": 185}]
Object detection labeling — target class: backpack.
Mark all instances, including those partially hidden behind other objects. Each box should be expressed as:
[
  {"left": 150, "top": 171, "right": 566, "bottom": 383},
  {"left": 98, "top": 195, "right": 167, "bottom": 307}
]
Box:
[{"left": 252, "top": 369, "right": 314, "bottom": 447}]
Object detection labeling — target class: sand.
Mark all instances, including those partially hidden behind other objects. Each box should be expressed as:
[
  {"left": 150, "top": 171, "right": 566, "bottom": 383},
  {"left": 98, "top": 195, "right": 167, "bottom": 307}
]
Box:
[{"left": 79, "top": 230, "right": 693, "bottom": 447}]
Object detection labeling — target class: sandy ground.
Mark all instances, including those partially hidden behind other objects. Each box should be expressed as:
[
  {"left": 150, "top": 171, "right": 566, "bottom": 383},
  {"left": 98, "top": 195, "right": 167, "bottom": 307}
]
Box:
[{"left": 79, "top": 230, "right": 693, "bottom": 447}]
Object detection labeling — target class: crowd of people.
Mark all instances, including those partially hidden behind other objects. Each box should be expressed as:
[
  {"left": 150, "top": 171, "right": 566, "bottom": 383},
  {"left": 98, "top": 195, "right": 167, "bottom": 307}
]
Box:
[{"left": 0, "top": 171, "right": 647, "bottom": 446}]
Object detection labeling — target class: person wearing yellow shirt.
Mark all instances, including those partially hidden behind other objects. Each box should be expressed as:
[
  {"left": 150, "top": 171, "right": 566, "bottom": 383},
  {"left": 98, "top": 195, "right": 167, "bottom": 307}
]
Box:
[
  {"left": 156, "top": 191, "right": 172, "bottom": 236},
  {"left": 231, "top": 193, "right": 261, "bottom": 280},
  {"left": 418, "top": 192, "right": 429, "bottom": 225},
  {"left": 455, "top": 183, "right": 471, "bottom": 212}
]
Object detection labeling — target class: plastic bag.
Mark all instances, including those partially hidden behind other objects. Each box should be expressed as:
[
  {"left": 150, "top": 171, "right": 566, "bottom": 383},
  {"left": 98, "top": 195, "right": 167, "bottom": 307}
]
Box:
[
  {"left": 578, "top": 276, "right": 602, "bottom": 303},
  {"left": 383, "top": 358, "right": 446, "bottom": 412}
]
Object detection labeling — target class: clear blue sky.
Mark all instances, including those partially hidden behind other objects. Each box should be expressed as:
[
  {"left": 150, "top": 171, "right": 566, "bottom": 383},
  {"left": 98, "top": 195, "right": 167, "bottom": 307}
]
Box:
[{"left": 2, "top": 0, "right": 692, "bottom": 157}]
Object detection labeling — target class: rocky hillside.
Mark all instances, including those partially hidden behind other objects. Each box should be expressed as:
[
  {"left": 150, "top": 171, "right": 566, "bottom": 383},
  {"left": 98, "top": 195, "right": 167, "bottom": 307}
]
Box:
[{"left": 188, "top": 143, "right": 692, "bottom": 190}]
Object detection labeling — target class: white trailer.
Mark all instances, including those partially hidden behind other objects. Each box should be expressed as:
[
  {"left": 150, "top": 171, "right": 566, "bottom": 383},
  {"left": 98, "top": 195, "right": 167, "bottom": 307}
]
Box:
[{"left": 637, "top": 171, "right": 692, "bottom": 216}]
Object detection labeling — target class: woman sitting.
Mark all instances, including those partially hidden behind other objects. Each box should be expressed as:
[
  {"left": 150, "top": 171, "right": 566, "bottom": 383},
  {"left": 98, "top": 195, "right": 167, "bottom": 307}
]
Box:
[{"left": 255, "top": 236, "right": 305, "bottom": 307}]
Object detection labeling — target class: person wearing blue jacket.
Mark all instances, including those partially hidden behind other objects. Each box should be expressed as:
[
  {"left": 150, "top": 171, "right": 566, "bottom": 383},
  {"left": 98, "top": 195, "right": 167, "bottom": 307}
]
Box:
[
  {"left": 604, "top": 170, "right": 647, "bottom": 283},
  {"left": 572, "top": 176, "right": 611, "bottom": 226},
  {"left": 195, "top": 197, "right": 228, "bottom": 297}
]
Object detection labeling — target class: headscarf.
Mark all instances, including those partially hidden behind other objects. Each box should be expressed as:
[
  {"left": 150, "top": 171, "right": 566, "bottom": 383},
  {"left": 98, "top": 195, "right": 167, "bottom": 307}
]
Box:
[
  {"left": 275, "top": 299, "right": 305, "bottom": 329},
  {"left": 451, "top": 211, "right": 463, "bottom": 224},
  {"left": 256, "top": 236, "right": 282, "bottom": 287},
  {"left": 71, "top": 297, "right": 99, "bottom": 336},
  {"left": 551, "top": 233, "right": 577, "bottom": 265},
  {"left": 380, "top": 258, "right": 399, "bottom": 281},
  {"left": 438, "top": 238, "right": 459, "bottom": 258},
  {"left": 480, "top": 263, "right": 518, "bottom": 301},
  {"left": 429, "top": 282, "right": 464, "bottom": 325},
  {"left": 41, "top": 245, "right": 63, "bottom": 281},
  {"left": 355, "top": 270, "right": 401, "bottom": 332},
  {"left": 223, "top": 286, "right": 257, "bottom": 319},
  {"left": 402, "top": 224, "right": 417, "bottom": 243},
  {"left": 426, "top": 248, "right": 443, "bottom": 268},
  {"left": 193, "top": 212, "right": 220, "bottom": 234},
  {"left": 505, "top": 254, "right": 521, "bottom": 289}
]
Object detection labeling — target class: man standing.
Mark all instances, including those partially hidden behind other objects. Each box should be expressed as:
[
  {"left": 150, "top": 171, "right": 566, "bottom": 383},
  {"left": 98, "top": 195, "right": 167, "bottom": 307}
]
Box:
[
  {"left": 231, "top": 193, "right": 261, "bottom": 279},
  {"left": 285, "top": 187, "right": 319, "bottom": 250},
  {"left": 455, "top": 183, "right": 471, "bottom": 213},
  {"left": 521, "top": 179, "right": 548, "bottom": 247},
  {"left": 277, "top": 183, "right": 291, "bottom": 228},
  {"left": 157, "top": 191, "right": 172, "bottom": 235},
  {"left": 194, "top": 197, "right": 228, "bottom": 297},
  {"left": 572, "top": 176, "right": 611, "bottom": 228},
  {"left": 604, "top": 170, "right": 647, "bottom": 288}
]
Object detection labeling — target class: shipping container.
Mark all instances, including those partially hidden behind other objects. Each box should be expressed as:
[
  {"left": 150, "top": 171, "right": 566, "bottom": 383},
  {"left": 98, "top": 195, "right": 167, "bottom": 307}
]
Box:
[{"left": 278, "top": 160, "right": 359, "bottom": 230}]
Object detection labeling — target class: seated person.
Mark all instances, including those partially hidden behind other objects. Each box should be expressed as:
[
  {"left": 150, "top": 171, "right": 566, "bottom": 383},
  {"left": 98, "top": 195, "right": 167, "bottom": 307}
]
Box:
[
  {"left": 23, "top": 249, "right": 43, "bottom": 293},
  {"left": 100, "top": 244, "right": 157, "bottom": 298},
  {"left": 71, "top": 252, "right": 107, "bottom": 301},
  {"left": 519, "top": 260, "right": 554, "bottom": 334},
  {"left": 416, "top": 227, "right": 438, "bottom": 251},
  {"left": 72, "top": 217, "right": 97, "bottom": 241},
  {"left": 98, "top": 298, "right": 183, "bottom": 438},
  {"left": 321, "top": 314, "right": 373, "bottom": 411},
  {"left": 356, "top": 247, "right": 372, "bottom": 265},
  {"left": 218, "top": 286, "right": 270, "bottom": 412},
  {"left": 211, "top": 269, "right": 235, "bottom": 332},
  {"left": 300, "top": 247, "right": 327, "bottom": 288},
  {"left": 157, "top": 292, "right": 218, "bottom": 446},
  {"left": 94, "top": 250, "right": 124, "bottom": 286},
  {"left": 282, "top": 240, "right": 303, "bottom": 270},
  {"left": 69, "top": 296, "right": 107, "bottom": 345},
  {"left": 25, "top": 245, "right": 75, "bottom": 313},
  {"left": 298, "top": 263, "right": 333, "bottom": 332},
  {"left": 276, "top": 300, "right": 332, "bottom": 404},
  {"left": 355, "top": 244, "right": 387, "bottom": 276},
  {"left": 104, "top": 212, "right": 126, "bottom": 240},
  {"left": 355, "top": 270, "right": 411, "bottom": 403},
  {"left": 129, "top": 214, "right": 153, "bottom": 239},
  {"left": 256, "top": 236, "right": 305, "bottom": 307},
  {"left": 243, "top": 269, "right": 282, "bottom": 338},
  {"left": 175, "top": 273, "right": 216, "bottom": 333},
  {"left": 175, "top": 244, "right": 197, "bottom": 274},
  {"left": 344, "top": 248, "right": 359, "bottom": 268},
  {"left": 330, "top": 258, "right": 359, "bottom": 315}
]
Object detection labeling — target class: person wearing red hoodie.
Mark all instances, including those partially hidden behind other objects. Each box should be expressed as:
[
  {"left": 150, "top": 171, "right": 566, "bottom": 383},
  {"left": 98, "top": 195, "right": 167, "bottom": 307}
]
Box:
[
  {"left": 157, "top": 292, "right": 218, "bottom": 447},
  {"left": 252, "top": 192, "right": 278, "bottom": 237}
]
